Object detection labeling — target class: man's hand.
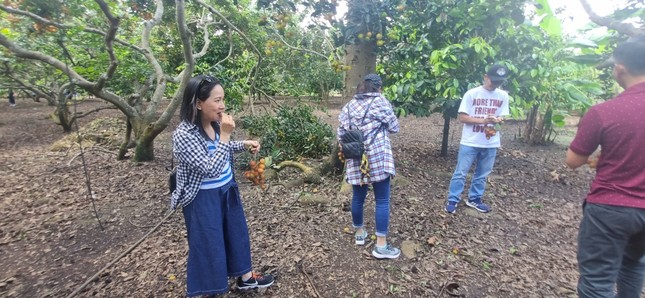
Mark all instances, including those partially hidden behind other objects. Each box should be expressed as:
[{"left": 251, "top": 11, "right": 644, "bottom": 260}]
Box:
[
  {"left": 486, "top": 114, "right": 504, "bottom": 124},
  {"left": 565, "top": 148, "right": 590, "bottom": 169},
  {"left": 587, "top": 152, "right": 601, "bottom": 169}
]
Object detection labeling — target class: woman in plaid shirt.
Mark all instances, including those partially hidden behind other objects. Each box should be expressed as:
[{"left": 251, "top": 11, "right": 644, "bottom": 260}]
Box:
[
  {"left": 171, "top": 75, "right": 274, "bottom": 296},
  {"left": 338, "top": 74, "right": 401, "bottom": 259}
]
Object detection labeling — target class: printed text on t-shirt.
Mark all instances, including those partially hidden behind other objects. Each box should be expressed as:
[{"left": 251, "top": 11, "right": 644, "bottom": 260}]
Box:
[{"left": 472, "top": 97, "right": 501, "bottom": 133}]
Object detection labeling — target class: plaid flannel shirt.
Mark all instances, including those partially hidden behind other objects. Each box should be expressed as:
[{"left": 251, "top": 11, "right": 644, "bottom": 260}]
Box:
[
  {"left": 170, "top": 121, "right": 246, "bottom": 209},
  {"left": 338, "top": 92, "right": 399, "bottom": 185}
]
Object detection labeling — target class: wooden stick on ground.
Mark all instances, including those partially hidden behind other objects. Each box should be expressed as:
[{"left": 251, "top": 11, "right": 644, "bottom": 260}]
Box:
[
  {"left": 300, "top": 260, "right": 322, "bottom": 298},
  {"left": 65, "top": 209, "right": 176, "bottom": 298}
]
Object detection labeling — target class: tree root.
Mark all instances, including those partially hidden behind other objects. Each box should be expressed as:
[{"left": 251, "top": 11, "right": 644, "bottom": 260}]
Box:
[{"left": 274, "top": 160, "right": 322, "bottom": 187}]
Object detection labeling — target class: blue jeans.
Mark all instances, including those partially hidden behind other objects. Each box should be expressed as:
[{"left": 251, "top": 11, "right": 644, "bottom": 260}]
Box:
[
  {"left": 577, "top": 203, "right": 645, "bottom": 298},
  {"left": 352, "top": 177, "right": 391, "bottom": 237},
  {"left": 447, "top": 145, "right": 497, "bottom": 203}
]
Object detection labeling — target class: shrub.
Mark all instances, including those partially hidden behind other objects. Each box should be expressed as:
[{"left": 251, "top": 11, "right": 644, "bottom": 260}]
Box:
[{"left": 241, "top": 104, "right": 334, "bottom": 162}]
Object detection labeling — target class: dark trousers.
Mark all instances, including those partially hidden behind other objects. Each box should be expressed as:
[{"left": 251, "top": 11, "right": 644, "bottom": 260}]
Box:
[
  {"left": 182, "top": 180, "right": 252, "bottom": 297},
  {"left": 577, "top": 203, "right": 645, "bottom": 298}
]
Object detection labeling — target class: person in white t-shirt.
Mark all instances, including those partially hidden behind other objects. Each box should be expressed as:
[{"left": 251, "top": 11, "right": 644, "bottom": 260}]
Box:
[{"left": 444, "top": 64, "right": 511, "bottom": 214}]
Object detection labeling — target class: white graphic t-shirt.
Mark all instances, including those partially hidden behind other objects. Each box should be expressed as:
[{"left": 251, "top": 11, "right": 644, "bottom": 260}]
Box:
[{"left": 458, "top": 86, "right": 510, "bottom": 148}]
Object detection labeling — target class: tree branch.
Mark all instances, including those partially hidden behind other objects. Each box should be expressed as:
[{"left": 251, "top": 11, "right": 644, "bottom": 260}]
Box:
[
  {"left": 139, "top": 0, "right": 169, "bottom": 121},
  {"left": 0, "top": 33, "right": 136, "bottom": 116},
  {"left": 1, "top": 61, "right": 55, "bottom": 104},
  {"left": 579, "top": 0, "right": 644, "bottom": 36},
  {"left": 0, "top": 5, "right": 147, "bottom": 55},
  {"left": 195, "top": 0, "right": 264, "bottom": 112},
  {"left": 194, "top": 11, "right": 222, "bottom": 59},
  {"left": 93, "top": 0, "right": 121, "bottom": 90},
  {"left": 273, "top": 30, "right": 328, "bottom": 59},
  {"left": 213, "top": 30, "right": 234, "bottom": 68},
  {"left": 153, "top": 0, "right": 194, "bottom": 135}
]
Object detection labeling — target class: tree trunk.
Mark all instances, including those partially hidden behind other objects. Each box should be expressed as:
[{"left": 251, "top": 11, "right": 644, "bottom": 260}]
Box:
[
  {"left": 343, "top": 42, "right": 377, "bottom": 101},
  {"left": 118, "top": 119, "right": 133, "bottom": 160},
  {"left": 524, "top": 103, "right": 553, "bottom": 145},
  {"left": 320, "top": 143, "right": 345, "bottom": 176},
  {"left": 524, "top": 104, "right": 538, "bottom": 144},
  {"left": 129, "top": 118, "right": 165, "bottom": 162},
  {"left": 54, "top": 94, "right": 73, "bottom": 133},
  {"left": 133, "top": 135, "right": 155, "bottom": 162},
  {"left": 440, "top": 113, "right": 451, "bottom": 157},
  {"left": 531, "top": 113, "right": 545, "bottom": 145},
  {"left": 542, "top": 107, "right": 553, "bottom": 143}
]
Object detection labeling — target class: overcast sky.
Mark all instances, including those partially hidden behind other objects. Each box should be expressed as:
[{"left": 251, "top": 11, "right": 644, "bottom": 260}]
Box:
[{"left": 551, "top": 0, "right": 628, "bottom": 33}]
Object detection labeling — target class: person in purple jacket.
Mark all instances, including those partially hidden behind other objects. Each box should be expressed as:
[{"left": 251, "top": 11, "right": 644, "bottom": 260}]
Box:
[
  {"left": 566, "top": 39, "right": 645, "bottom": 298},
  {"left": 338, "top": 74, "right": 401, "bottom": 259}
]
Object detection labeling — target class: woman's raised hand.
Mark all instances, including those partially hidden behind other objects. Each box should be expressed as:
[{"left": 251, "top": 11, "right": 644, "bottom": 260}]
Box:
[
  {"left": 244, "top": 140, "right": 261, "bottom": 154},
  {"left": 220, "top": 113, "right": 236, "bottom": 134}
]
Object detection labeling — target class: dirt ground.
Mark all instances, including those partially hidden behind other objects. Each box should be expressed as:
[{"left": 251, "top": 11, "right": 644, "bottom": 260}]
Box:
[{"left": 0, "top": 97, "right": 609, "bottom": 297}]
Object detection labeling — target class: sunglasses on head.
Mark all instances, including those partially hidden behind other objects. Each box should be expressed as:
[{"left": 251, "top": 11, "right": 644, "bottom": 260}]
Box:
[
  {"left": 197, "top": 75, "right": 216, "bottom": 90},
  {"left": 190, "top": 75, "right": 216, "bottom": 119}
]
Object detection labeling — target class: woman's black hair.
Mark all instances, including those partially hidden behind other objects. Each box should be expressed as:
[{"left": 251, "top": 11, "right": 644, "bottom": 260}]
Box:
[
  {"left": 179, "top": 75, "right": 222, "bottom": 125},
  {"left": 362, "top": 80, "right": 381, "bottom": 93},
  {"left": 355, "top": 81, "right": 367, "bottom": 95}
]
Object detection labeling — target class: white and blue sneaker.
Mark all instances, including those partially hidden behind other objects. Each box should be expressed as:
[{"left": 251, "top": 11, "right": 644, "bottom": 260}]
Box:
[
  {"left": 372, "top": 243, "right": 401, "bottom": 259},
  {"left": 466, "top": 198, "right": 490, "bottom": 213},
  {"left": 444, "top": 201, "right": 458, "bottom": 214},
  {"left": 355, "top": 230, "right": 368, "bottom": 246}
]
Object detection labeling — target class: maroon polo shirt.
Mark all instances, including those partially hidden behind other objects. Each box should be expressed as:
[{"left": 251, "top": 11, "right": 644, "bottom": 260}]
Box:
[{"left": 569, "top": 81, "right": 645, "bottom": 209}]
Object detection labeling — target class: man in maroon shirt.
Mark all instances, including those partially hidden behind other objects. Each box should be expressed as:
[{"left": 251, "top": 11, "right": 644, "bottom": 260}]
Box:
[{"left": 566, "top": 39, "right": 645, "bottom": 297}]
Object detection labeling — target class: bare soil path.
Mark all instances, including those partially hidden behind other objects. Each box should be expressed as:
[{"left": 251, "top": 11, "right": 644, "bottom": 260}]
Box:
[{"left": 0, "top": 98, "right": 602, "bottom": 297}]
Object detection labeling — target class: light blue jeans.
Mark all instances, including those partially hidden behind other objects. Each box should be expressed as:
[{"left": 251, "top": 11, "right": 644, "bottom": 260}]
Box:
[
  {"left": 447, "top": 145, "right": 497, "bottom": 203},
  {"left": 352, "top": 177, "right": 391, "bottom": 237}
]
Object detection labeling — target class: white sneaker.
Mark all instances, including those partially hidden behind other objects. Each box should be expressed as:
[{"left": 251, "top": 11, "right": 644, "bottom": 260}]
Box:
[{"left": 372, "top": 243, "right": 401, "bottom": 259}]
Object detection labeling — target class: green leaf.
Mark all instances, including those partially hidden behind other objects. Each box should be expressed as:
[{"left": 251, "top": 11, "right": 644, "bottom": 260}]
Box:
[
  {"left": 567, "top": 38, "right": 598, "bottom": 48},
  {"left": 539, "top": 16, "right": 562, "bottom": 37},
  {"left": 552, "top": 114, "right": 566, "bottom": 127},
  {"left": 566, "top": 54, "right": 603, "bottom": 65},
  {"left": 530, "top": 69, "right": 538, "bottom": 78}
]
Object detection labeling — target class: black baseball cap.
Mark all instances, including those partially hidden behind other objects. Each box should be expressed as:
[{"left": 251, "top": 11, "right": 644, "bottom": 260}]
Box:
[{"left": 486, "top": 64, "right": 510, "bottom": 82}]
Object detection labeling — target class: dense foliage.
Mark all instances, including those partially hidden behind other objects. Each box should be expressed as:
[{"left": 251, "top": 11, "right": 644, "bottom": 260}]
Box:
[{"left": 241, "top": 104, "right": 335, "bottom": 163}]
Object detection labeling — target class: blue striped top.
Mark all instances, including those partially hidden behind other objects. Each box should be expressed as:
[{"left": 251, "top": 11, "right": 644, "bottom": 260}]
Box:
[{"left": 200, "top": 135, "right": 233, "bottom": 189}]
